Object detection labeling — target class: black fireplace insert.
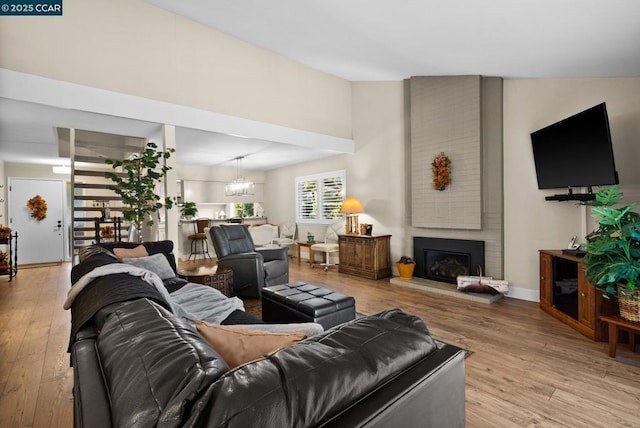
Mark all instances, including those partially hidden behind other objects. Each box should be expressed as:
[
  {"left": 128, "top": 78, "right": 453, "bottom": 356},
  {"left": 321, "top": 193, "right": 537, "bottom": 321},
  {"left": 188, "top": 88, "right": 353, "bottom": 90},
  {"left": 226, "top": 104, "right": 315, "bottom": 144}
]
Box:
[{"left": 414, "top": 237, "right": 484, "bottom": 284}]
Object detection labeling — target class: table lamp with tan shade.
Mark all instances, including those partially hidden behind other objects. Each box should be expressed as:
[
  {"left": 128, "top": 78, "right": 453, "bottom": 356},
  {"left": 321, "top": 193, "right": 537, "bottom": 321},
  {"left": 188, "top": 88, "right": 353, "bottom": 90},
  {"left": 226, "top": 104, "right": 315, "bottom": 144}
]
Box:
[{"left": 339, "top": 196, "right": 364, "bottom": 234}]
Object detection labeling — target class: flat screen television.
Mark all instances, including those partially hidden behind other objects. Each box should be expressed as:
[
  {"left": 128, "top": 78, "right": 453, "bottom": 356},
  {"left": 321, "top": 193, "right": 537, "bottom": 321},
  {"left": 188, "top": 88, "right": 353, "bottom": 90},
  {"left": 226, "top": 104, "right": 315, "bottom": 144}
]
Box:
[{"left": 530, "top": 102, "right": 618, "bottom": 201}]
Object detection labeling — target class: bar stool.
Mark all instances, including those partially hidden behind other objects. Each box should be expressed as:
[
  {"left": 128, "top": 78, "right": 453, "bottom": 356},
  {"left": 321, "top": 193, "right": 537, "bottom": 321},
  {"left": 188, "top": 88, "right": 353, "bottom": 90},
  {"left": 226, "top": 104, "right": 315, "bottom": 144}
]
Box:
[{"left": 188, "top": 218, "right": 211, "bottom": 261}]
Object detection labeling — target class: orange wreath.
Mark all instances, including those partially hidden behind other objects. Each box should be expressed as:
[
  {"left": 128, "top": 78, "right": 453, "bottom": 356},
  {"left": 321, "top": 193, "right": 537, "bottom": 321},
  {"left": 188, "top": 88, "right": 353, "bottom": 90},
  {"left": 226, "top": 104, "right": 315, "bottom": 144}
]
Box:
[
  {"left": 27, "top": 195, "right": 47, "bottom": 221},
  {"left": 100, "top": 225, "right": 114, "bottom": 238},
  {"left": 432, "top": 152, "right": 452, "bottom": 191}
]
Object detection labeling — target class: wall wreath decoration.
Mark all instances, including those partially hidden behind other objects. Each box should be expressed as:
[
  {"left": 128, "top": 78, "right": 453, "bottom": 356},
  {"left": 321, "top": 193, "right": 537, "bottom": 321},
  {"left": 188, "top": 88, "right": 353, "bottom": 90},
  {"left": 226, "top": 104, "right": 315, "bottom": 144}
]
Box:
[
  {"left": 27, "top": 195, "right": 48, "bottom": 221},
  {"left": 432, "top": 152, "right": 452, "bottom": 191}
]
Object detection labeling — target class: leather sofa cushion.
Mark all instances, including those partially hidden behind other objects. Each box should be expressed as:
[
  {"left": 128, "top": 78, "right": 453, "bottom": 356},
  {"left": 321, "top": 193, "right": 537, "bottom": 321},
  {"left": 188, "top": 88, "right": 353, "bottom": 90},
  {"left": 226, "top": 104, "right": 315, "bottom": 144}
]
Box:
[
  {"left": 263, "top": 259, "right": 288, "bottom": 282},
  {"left": 193, "top": 309, "right": 436, "bottom": 427},
  {"left": 98, "top": 299, "right": 228, "bottom": 427}
]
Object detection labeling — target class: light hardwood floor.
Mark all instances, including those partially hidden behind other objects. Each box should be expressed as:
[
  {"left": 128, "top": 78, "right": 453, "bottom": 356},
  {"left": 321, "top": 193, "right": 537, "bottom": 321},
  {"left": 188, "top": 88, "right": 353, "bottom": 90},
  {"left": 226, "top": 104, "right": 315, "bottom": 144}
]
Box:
[{"left": 1, "top": 259, "right": 639, "bottom": 427}]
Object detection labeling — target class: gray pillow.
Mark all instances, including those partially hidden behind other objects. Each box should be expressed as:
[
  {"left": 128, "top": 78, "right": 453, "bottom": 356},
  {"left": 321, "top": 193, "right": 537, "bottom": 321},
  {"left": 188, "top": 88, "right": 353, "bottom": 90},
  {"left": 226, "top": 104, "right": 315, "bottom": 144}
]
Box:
[{"left": 122, "top": 253, "right": 176, "bottom": 280}]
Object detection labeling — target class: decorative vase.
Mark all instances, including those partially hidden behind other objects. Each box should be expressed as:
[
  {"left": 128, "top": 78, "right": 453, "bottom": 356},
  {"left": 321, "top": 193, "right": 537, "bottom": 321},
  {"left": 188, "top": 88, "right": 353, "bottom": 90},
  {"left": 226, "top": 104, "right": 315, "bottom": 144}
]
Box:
[
  {"left": 396, "top": 262, "right": 416, "bottom": 280},
  {"left": 617, "top": 284, "right": 640, "bottom": 322}
]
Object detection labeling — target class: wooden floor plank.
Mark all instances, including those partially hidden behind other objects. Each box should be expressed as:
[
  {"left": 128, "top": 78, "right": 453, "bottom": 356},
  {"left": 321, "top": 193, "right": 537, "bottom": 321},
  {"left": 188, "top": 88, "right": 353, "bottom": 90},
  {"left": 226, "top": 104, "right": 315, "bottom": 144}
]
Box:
[{"left": 0, "top": 259, "right": 639, "bottom": 427}]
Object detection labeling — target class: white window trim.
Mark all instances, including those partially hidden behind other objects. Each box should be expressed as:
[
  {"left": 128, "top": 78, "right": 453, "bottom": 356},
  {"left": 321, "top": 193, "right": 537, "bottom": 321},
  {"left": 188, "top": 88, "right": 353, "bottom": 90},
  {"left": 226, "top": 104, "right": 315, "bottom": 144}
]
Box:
[{"left": 295, "top": 170, "right": 346, "bottom": 224}]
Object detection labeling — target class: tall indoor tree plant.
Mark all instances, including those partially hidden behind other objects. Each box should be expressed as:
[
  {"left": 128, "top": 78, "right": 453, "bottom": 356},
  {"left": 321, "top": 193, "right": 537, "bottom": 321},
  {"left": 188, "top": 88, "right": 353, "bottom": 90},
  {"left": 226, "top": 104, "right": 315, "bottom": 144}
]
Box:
[
  {"left": 105, "top": 142, "right": 175, "bottom": 242},
  {"left": 582, "top": 186, "right": 640, "bottom": 321}
]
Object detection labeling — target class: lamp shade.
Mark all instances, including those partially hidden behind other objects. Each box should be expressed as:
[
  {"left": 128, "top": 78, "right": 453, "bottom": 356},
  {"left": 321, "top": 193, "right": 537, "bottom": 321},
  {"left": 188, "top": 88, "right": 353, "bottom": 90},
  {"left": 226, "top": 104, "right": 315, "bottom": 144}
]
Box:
[{"left": 339, "top": 196, "right": 364, "bottom": 214}]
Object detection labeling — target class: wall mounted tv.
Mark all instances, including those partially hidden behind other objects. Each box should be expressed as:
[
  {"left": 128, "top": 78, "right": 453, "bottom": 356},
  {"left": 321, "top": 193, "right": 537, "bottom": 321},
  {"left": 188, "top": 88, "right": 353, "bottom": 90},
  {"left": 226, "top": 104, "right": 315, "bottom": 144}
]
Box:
[{"left": 530, "top": 102, "right": 618, "bottom": 201}]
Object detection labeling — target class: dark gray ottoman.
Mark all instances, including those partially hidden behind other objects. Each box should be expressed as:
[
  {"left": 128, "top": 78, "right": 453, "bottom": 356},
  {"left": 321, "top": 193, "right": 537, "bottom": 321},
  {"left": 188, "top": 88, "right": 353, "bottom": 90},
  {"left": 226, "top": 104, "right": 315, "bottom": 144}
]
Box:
[{"left": 261, "top": 281, "right": 356, "bottom": 330}]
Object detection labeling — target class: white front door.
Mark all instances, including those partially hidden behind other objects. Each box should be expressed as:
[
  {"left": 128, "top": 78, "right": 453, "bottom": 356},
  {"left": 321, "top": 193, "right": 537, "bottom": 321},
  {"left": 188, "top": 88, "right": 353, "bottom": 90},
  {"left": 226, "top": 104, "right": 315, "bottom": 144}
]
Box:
[{"left": 8, "top": 178, "right": 66, "bottom": 264}]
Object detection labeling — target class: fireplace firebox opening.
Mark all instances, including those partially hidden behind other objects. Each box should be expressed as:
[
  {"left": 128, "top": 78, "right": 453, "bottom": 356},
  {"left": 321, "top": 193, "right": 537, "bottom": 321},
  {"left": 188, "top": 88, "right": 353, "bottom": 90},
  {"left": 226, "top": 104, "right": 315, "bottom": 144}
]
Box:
[
  {"left": 425, "top": 250, "right": 470, "bottom": 283},
  {"left": 413, "top": 237, "right": 485, "bottom": 284}
]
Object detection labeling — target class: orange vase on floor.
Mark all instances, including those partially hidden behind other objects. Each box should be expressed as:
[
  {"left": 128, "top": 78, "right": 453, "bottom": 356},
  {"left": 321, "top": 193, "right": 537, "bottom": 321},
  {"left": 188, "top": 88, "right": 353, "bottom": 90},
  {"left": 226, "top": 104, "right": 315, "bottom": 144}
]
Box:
[{"left": 396, "top": 262, "right": 416, "bottom": 280}]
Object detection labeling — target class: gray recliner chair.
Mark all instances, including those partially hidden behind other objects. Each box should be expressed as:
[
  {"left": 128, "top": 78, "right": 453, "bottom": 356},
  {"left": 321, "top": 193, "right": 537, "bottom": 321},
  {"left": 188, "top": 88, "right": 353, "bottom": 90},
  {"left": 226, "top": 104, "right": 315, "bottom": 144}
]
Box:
[{"left": 208, "top": 224, "right": 289, "bottom": 298}]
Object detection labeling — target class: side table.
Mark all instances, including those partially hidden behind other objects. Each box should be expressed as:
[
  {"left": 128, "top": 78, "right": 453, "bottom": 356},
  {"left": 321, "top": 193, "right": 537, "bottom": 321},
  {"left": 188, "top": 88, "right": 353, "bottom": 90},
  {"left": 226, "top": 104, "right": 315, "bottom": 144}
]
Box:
[
  {"left": 296, "top": 241, "right": 316, "bottom": 266},
  {"left": 600, "top": 315, "right": 640, "bottom": 357},
  {"left": 338, "top": 234, "right": 391, "bottom": 280},
  {"left": 178, "top": 265, "right": 234, "bottom": 297}
]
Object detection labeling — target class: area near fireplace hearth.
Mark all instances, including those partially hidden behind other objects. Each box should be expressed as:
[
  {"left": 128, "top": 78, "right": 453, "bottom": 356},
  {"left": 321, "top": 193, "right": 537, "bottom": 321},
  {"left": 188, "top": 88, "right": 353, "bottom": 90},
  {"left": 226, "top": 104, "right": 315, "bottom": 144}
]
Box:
[
  {"left": 390, "top": 236, "right": 502, "bottom": 304},
  {"left": 405, "top": 76, "right": 505, "bottom": 296}
]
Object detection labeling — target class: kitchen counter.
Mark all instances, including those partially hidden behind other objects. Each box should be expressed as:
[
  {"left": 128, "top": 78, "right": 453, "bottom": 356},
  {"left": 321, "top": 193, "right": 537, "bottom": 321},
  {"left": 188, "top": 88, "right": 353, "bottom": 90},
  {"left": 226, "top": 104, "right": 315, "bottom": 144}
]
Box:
[{"left": 178, "top": 217, "right": 268, "bottom": 224}]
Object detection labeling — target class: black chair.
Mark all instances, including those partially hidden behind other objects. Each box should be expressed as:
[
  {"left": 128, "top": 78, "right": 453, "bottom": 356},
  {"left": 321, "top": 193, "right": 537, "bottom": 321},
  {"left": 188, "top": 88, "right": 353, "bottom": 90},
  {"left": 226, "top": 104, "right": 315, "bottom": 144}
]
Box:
[{"left": 208, "top": 224, "right": 289, "bottom": 298}]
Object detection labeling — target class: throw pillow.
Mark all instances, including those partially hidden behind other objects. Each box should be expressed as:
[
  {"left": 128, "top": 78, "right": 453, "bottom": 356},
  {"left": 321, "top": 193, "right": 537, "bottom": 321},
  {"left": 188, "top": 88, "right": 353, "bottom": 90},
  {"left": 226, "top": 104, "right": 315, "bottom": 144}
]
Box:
[
  {"left": 113, "top": 245, "right": 148, "bottom": 261},
  {"left": 195, "top": 321, "right": 306, "bottom": 369},
  {"left": 122, "top": 253, "right": 176, "bottom": 280},
  {"left": 78, "top": 245, "right": 118, "bottom": 262}
]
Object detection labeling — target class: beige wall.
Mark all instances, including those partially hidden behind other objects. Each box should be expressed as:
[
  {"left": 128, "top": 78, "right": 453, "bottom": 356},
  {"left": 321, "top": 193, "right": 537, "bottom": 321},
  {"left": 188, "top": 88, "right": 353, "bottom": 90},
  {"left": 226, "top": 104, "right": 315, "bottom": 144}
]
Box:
[
  {"left": 267, "top": 77, "right": 640, "bottom": 299},
  {"left": 0, "top": 161, "right": 5, "bottom": 223},
  {"left": 0, "top": 0, "right": 352, "bottom": 140},
  {"left": 265, "top": 81, "right": 406, "bottom": 262},
  {"left": 503, "top": 77, "right": 640, "bottom": 300},
  {"left": 5, "top": 163, "right": 67, "bottom": 180}
]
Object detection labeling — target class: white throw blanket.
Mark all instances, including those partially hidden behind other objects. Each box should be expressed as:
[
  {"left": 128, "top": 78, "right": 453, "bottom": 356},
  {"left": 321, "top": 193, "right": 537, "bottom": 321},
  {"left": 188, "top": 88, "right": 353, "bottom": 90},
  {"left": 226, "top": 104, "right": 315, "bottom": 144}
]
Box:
[{"left": 169, "top": 282, "right": 244, "bottom": 324}]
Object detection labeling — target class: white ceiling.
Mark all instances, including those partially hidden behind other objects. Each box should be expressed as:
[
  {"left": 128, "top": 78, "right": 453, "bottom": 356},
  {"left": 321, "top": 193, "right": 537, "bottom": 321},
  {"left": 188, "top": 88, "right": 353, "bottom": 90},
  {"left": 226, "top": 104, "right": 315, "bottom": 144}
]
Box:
[
  {"left": 2, "top": 1, "right": 639, "bottom": 170},
  {"left": 0, "top": 97, "right": 348, "bottom": 171},
  {"left": 148, "top": 0, "right": 640, "bottom": 81}
]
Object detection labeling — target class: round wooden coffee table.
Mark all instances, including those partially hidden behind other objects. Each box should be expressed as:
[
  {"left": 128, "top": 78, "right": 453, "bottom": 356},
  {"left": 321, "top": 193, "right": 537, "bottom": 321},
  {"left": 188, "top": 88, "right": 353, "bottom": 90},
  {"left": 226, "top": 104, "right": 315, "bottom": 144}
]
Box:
[{"left": 178, "top": 265, "right": 234, "bottom": 296}]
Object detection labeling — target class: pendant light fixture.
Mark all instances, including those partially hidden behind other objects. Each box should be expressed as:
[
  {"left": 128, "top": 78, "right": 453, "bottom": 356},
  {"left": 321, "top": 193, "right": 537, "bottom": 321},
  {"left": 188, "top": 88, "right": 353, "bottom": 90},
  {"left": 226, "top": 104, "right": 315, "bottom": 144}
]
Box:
[{"left": 225, "top": 156, "right": 255, "bottom": 196}]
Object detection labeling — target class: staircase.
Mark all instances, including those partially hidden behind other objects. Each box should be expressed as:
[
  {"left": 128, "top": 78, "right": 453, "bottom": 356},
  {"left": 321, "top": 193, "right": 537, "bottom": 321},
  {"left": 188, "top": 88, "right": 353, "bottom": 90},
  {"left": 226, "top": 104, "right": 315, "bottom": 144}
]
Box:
[{"left": 59, "top": 128, "right": 147, "bottom": 262}]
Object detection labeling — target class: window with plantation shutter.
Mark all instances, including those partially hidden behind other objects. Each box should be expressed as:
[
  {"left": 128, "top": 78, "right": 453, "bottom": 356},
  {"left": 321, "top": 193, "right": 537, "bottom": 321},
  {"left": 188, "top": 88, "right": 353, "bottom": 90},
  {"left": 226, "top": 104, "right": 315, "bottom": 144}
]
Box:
[{"left": 296, "top": 170, "right": 345, "bottom": 223}]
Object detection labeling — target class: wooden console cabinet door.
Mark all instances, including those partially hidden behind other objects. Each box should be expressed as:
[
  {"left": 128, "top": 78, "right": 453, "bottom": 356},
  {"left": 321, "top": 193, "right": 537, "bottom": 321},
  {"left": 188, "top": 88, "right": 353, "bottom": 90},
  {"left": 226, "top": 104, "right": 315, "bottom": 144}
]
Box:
[
  {"left": 578, "top": 265, "right": 595, "bottom": 330},
  {"left": 539, "top": 252, "right": 552, "bottom": 308},
  {"left": 338, "top": 234, "right": 391, "bottom": 280}
]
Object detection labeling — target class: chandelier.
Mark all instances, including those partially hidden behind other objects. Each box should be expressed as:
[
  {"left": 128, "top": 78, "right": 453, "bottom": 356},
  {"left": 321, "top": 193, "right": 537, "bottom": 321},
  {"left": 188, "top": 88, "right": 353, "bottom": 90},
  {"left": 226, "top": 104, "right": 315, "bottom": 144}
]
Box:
[{"left": 225, "top": 156, "right": 255, "bottom": 196}]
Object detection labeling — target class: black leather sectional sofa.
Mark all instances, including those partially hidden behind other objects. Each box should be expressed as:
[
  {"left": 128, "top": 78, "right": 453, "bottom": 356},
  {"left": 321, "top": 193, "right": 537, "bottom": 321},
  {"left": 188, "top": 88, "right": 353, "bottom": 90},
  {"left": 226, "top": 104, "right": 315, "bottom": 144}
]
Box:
[{"left": 68, "top": 241, "right": 466, "bottom": 427}]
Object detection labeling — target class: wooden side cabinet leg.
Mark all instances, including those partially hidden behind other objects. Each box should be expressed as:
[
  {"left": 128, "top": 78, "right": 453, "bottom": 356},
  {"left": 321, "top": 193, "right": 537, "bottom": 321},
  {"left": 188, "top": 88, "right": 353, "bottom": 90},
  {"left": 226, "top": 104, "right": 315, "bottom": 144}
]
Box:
[
  {"left": 629, "top": 331, "right": 636, "bottom": 353},
  {"left": 608, "top": 323, "right": 618, "bottom": 358}
]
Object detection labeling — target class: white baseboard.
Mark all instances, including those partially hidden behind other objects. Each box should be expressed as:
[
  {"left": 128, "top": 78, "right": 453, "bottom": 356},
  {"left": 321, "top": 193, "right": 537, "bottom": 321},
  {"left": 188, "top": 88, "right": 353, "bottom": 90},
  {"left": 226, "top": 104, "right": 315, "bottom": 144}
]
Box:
[{"left": 505, "top": 286, "right": 539, "bottom": 302}]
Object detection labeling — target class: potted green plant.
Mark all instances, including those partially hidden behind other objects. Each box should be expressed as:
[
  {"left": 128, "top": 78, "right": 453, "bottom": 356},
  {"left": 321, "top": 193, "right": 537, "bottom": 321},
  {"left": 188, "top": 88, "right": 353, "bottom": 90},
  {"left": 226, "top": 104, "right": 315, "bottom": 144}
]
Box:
[
  {"left": 105, "top": 142, "right": 175, "bottom": 242},
  {"left": 582, "top": 186, "right": 640, "bottom": 322},
  {"left": 396, "top": 256, "right": 416, "bottom": 280},
  {"left": 180, "top": 202, "right": 198, "bottom": 219}
]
